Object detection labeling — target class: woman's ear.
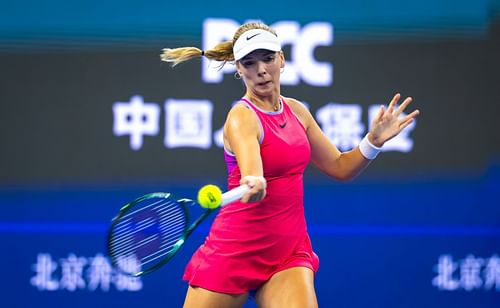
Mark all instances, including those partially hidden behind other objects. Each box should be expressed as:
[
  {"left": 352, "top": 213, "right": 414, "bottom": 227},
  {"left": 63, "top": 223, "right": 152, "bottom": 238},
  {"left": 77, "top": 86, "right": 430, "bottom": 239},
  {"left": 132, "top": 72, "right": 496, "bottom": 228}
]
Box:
[{"left": 279, "top": 51, "right": 285, "bottom": 69}]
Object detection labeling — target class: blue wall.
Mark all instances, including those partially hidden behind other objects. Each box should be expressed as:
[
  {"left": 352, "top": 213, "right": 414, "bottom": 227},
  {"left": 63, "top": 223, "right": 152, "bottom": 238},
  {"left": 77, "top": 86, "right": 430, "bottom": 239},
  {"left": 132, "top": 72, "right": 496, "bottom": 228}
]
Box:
[{"left": 2, "top": 169, "right": 499, "bottom": 307}]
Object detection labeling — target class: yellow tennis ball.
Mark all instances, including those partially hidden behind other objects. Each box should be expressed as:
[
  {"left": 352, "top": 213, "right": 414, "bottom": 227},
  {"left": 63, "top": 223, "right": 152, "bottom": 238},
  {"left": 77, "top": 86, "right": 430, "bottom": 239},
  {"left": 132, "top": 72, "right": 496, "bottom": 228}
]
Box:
[{"left": 197, "top": 184, "right": 222, "bottom": 209}]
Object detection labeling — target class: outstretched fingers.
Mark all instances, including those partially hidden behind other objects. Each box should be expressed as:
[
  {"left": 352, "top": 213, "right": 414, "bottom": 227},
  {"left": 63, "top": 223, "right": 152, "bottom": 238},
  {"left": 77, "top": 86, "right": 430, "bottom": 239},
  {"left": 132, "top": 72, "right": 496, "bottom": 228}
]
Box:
[
  {"left": 374, "top": 104, "right": 385, "bottom": 122},
  {"left": 399, "top": 109, "right": 420, "bottom": 130},
  {"left": 387, "top": 93, "right": 401, "bottom": 114},
  {"left": 395, "top": 96, "right": 413, "bottom": 116}
]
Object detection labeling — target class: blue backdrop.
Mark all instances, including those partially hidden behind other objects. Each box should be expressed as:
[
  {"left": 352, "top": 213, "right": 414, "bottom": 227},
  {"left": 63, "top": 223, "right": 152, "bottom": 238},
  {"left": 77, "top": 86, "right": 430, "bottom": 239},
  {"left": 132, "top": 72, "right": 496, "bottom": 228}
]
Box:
[{"left": 2, "top": 169, "right": 499, "bottom": 307}]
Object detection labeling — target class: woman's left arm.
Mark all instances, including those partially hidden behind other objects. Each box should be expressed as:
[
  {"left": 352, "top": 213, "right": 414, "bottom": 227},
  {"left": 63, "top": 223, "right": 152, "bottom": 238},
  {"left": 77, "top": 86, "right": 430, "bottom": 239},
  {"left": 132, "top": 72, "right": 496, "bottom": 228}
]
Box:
[{"left": 288, "top": 93, "right": 420, "bottom": 181}]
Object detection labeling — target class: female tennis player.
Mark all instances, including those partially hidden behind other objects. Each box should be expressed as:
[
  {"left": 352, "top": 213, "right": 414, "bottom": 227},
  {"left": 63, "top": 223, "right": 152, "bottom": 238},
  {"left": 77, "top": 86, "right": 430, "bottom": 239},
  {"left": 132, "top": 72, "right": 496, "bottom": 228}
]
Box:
[{"left": 161, "top": 22, "right": 419, "bottom": 308}]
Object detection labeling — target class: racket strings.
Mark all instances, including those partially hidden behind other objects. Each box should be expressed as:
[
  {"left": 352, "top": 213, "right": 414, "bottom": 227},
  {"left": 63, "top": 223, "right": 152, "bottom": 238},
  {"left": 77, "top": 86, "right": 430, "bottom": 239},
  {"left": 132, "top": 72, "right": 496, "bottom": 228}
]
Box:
[
  {"left": 111, "top": 210, "right": 184, "bottom": 256},
  {"left": 109, "top": 197, "right": 188, "bottom": 273}
]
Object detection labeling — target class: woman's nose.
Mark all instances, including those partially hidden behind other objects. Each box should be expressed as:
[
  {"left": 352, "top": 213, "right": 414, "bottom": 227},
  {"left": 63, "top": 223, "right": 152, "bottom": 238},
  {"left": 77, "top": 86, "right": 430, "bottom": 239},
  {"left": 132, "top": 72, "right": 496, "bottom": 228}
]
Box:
[{"left": 256, "top": 61, "right": 266, "bottom": 74}]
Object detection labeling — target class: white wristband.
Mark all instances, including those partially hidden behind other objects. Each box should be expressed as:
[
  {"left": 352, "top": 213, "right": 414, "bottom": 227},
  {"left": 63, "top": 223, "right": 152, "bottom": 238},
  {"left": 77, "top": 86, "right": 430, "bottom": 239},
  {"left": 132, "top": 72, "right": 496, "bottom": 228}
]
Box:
[{"left": 358, "top": 135, "right": 382, "bottom": 160}]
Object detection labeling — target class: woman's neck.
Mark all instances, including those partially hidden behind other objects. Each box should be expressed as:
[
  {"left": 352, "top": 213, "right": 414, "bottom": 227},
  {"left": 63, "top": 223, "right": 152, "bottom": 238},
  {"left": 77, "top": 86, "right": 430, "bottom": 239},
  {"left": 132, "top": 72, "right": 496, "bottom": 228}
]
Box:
[{"left": 245, "top": 93, "right": 281, "bottom": 112}]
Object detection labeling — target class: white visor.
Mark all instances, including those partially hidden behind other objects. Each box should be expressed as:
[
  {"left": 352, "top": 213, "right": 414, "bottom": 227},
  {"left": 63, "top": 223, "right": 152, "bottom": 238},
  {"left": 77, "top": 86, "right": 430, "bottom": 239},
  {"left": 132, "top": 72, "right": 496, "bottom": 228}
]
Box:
[{"left": 233, "top": 29, "right": 281, "bottom": 61}]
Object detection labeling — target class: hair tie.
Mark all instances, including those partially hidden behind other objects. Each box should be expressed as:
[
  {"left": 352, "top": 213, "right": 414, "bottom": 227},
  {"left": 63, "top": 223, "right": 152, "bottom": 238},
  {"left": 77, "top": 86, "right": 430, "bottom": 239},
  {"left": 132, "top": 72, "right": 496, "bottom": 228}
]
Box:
[{"left": 201, "top": 50, "right": 205, "bottom": 56}]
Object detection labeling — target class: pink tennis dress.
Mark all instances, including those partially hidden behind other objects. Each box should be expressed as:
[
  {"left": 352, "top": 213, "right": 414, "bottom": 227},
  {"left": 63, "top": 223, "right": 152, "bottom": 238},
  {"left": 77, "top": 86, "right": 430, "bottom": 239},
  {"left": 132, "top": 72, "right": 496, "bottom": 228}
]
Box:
[{"left": 183, "top": 97, "right": 319, "bottom": 294}]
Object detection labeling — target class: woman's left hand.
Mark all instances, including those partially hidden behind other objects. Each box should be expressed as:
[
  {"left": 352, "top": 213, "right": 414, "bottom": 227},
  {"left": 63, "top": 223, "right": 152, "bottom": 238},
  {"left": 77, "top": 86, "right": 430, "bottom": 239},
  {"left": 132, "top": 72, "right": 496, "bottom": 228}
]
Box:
[{"left": 368, "top": 93, "right": 420, "bottom": 147}]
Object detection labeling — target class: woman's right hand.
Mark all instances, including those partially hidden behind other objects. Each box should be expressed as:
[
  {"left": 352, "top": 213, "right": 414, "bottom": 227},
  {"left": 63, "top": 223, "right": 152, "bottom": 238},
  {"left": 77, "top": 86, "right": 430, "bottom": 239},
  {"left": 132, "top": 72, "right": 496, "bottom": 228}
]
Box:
[{"left": 240, "top": 175, "right": 267, "bottom": 203}]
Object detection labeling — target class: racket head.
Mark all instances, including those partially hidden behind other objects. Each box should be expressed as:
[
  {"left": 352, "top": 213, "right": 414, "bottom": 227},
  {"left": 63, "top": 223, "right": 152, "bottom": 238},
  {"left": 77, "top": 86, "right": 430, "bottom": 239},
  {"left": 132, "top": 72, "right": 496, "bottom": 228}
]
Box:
[{"left": 107, "top": 192, "right": 192, "bottom": 276}]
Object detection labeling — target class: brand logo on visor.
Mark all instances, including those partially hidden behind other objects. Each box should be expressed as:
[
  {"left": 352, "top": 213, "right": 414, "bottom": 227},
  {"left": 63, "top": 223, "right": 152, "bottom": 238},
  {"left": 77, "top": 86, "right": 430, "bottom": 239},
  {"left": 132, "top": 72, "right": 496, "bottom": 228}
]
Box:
[{"left": 246, "top": 33, "right": 261, "bottom": 40}]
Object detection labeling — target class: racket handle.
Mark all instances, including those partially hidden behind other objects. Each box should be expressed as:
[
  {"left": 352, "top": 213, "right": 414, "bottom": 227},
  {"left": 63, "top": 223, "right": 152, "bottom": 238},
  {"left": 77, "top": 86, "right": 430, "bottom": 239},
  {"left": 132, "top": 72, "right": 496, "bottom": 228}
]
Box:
[{"left": 221, "top": 185, "right": 250, "bottom": 206}]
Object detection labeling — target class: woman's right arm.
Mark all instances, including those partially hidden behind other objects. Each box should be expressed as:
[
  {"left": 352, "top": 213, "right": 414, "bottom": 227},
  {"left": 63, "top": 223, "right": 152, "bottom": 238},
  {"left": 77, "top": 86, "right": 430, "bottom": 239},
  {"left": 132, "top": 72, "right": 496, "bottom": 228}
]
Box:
[{"left": 223, "top": 104, "right": 267, "bottom": 202}]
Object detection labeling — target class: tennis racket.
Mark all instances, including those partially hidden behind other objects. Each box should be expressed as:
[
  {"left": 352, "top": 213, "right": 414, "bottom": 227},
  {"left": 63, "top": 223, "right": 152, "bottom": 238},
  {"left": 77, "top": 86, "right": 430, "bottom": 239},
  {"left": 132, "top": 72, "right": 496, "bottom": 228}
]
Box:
[{"left": 107, "top": 185, "right": 249, "bottom": 277}]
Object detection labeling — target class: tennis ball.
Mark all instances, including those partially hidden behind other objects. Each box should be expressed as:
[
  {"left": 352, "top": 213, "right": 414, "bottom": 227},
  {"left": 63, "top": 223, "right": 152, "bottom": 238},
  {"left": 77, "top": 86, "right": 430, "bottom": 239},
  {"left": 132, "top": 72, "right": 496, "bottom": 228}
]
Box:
[{"left": 197, "top": 184, "right": 222, "bottom": 209}]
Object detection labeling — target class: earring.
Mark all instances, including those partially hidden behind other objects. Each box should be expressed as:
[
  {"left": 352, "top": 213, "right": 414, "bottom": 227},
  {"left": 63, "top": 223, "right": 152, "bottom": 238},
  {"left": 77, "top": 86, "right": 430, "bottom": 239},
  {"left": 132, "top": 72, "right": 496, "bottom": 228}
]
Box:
[
  {"left": 280, "top": 67, "right": 285, "bottom": 73},
  {"left": 234, "top": 72, "right": 242, "bottom": 79}
]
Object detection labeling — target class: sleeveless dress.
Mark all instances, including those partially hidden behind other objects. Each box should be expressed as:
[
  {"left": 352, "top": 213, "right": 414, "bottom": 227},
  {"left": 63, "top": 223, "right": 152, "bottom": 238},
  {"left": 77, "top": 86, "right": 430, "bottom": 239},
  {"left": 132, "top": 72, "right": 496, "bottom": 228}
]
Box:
[{"left": 183, "top": 97, "right": 319, "bottom": 294}]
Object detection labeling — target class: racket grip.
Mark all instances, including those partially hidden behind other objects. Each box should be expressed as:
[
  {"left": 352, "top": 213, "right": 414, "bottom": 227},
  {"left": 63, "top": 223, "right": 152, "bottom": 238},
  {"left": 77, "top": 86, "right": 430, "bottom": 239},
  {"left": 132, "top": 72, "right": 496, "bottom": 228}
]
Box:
[{"left": 221, "top": 185, "right": 250, "bottom": 206}]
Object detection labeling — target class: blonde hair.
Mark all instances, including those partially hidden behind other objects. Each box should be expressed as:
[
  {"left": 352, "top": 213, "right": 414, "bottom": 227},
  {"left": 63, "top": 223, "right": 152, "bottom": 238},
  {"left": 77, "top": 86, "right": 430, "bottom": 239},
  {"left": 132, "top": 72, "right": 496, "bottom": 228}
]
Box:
[{"left": 160, "top": 22, "right": 277, "bottom": 67}]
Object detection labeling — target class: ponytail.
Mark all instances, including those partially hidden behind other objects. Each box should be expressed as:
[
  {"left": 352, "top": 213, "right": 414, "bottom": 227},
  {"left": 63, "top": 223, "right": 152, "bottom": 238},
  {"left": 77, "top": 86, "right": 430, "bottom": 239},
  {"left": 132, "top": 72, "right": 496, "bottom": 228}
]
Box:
[
  {"left": 160, "top": 22, "right": 276, "bottom": 67},
  {"left": 160, "top": 40, "right": 234, "bottom": 67}
]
